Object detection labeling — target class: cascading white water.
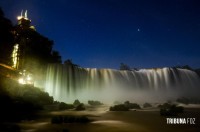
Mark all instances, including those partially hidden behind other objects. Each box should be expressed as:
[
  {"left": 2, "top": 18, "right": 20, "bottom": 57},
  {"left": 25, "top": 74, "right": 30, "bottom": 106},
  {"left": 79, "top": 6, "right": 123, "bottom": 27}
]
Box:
[{"left": 44, "top": 63, "right": 200, "bottom": 103}]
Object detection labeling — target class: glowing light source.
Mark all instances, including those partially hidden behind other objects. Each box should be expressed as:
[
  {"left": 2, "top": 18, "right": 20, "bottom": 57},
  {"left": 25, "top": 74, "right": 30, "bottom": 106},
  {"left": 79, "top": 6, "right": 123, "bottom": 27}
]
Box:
[
  {"left": 17, "top": 16, "right": 22, "bottom": 20},
  {"left": 12, "top": 44, "right": 19, "bottom": 69},
  {"left": 18, "top": 78, "right": 25, "bottom": 84},
  {"left": 27, "top": 74, "right": 32, "bottom": 81},
  {"left": 17, "top": 10, "right": 29, "bottom": 20},
  {"left": 18, "top": 70, "right": 34, "bottom": 85}
]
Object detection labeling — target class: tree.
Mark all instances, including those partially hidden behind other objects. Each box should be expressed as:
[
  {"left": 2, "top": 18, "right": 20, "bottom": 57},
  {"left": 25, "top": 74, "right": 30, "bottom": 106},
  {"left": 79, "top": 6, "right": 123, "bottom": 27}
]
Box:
[
  {"left": 51, "top": 50, "right": 62, "bottom": 63},
  {"left": 64, "top": 59, "right": 79, "bottom": 67},
  {"left": 119, "top": 63, "right": 131, "bottom": 70},
  {"left": 173, "top": 65, "right": 193, "bottom": 70}
]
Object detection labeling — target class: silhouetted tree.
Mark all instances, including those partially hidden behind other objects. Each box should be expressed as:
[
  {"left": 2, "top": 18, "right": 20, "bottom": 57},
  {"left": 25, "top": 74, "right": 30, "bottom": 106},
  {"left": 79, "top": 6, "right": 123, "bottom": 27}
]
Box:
[
  {"left": 120, "top": 63, "right": 131, "bottom": 70},
  {"left": 64, "top": 59, "right": 73, "bottom": 65},
  {"left": 64, "top": 59, "right": 79, "bottom": 67},
  {"left": 173, "top": 65, "right": 193, "bottom": 70},
  {"left": 143, "top": 103, "right": 152, "bottom": 108},
  {"left": 73, "top": 99, "right": 81, "bottom": 106},
  {"left": 52, "top": 50, "right": 62, "bottom": 63}
]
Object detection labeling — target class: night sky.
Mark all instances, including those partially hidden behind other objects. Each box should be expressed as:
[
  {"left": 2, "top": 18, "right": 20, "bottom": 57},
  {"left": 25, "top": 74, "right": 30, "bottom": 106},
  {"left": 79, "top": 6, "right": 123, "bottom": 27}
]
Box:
[{"left": 0, "top": 0, "right": 200, "bottom": 69}]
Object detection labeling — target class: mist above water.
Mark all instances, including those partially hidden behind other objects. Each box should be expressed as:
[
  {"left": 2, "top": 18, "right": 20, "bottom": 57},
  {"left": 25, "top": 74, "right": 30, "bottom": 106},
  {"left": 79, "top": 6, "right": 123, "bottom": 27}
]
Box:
[{"left": 43, "top": 63, "right": 200, "bottom": 103}]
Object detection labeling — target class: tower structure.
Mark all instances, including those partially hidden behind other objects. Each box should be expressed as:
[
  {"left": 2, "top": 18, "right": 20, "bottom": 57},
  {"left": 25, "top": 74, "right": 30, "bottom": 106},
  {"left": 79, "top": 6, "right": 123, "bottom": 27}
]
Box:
[
  {"left": 17, "top": 10, "right": 31, "bottom": 27},
  {"left": 12, "top": 10, "right": 35, "bottom": 70},
  {"left": 10, "top": 10, "right": 58, "bottom": 86}
]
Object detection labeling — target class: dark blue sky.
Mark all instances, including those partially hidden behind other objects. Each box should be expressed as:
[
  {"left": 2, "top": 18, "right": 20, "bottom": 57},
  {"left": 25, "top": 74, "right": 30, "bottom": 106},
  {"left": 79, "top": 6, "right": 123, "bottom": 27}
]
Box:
[{"left": 1, "top": 0, "right": 200, "bottom": 69}]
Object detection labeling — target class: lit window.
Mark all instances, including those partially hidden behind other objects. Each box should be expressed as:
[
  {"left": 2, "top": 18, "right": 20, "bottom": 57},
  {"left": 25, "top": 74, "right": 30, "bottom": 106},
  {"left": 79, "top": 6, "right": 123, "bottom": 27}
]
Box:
[{"left": 12, "top": 44, "right": 19, "bottom": 69}]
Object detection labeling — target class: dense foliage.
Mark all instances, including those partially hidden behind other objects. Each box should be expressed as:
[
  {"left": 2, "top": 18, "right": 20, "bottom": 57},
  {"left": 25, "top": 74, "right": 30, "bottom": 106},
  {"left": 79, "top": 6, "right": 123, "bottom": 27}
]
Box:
[
  {"left": 75, "top": 103, "right": 86, "bottom": 111},
  {"left": 119, "top": 63, "right": 131, "bottom": 70},
  {"left": 124, "top": 101, "right": 141, "bottom": 109},
  {"left": 0, "top": 75, "right": 54, "bottom": 122},
  {"left": 88, "top": 100, "right": 103, "bottom": 106},
  {"left": 159, "top": 103, "right": 184, "bottom": 116},
  {"left": 143, "top": 103, "right": 152, "bottom": 108},
  {"left": 110, "top": 101, "right": 141, "bottom": 111},
  {"left": 58, "top": 102, "right": 74, "bottom": 110},
  {"left": 110, "top": 104, "right": 129, "bottom": 111},
  {"left": 73, "top": 99, "right": 81, "bottom": 106},
  {"left": 51, "top": 115, "right": 90, "bottom": 124}
]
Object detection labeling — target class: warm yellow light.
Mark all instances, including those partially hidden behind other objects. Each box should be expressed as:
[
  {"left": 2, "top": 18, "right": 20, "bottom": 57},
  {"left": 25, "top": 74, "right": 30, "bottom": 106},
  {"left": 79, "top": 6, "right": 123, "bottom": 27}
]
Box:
[
  {"left": 18, "top": 78, "right": 25, "bottom": 84},
  {"left": 18, "top": 71, "right": 34, "bottom": 85},
  {"left": 17, "top": 16, "right": 22, "bottom": 20},
  {"left": 12, "top": 44, "right": 19, "bottom": 69},
  {"left": 27, "top": 76, "right": 31, "bottom": 81}
]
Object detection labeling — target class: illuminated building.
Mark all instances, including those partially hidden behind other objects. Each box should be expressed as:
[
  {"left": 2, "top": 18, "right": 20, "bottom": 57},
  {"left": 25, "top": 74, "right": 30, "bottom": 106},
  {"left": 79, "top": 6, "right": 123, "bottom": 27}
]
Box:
[
  {"left": 12, "top": 10, "right": 35, "bottom": 70},
  {"left": 11, "top": 10, "right": 35, "bottom": 85},
  {"left": 11, "top": 10, "right": 56, "bottom": 85}
]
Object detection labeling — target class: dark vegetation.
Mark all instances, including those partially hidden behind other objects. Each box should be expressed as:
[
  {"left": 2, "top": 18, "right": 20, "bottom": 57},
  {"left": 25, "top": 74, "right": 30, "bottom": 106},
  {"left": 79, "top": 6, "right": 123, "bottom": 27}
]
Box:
[
  {"left": 124, "top": 101, "right": 141, "bottom": 109},
  {"left": 110, "top": 104, "right": 129, "bottom": 111},
  {"left": 58, "top": 102, "right": 74, "bottom": 110},
  {"left": 64, "top": 59, "right": 80, "bottom": 67},
  {"left": 158, "top": 103, "right": 184, "bottom": 116},
  {"left": 172, "top": 65, "right": 200, "bottom": 77},
  {"left": 50, "top": 99, "right": 86, "bottom": 111},
  {"left": 119, "top": 63, "right": 138, "bottom": 71},
  {"left": 73, "top": 99, "right": 81, "bottom": 106},
  {"left": 110, "top": 101, "right": 141, "bottom": 111},
  {"left": 143, "top": 103, "right": 152, "bottom": 108},
  {"left": 119, "top": 63, "right": 131, "bottom": 71},
  {"left": 57, "top": 101, "right": 86, "bottom": 111},
  {"left": 88, "top": 100, "right": 103, "bottom": 106},
  {"left": 0, "top": 123, "right": 20, "bottom": 132},
  {"left": 75, "top": 103, "right": 86, "bottom": 111},
  {"left": 0, "top": 75, "right": 54, "bottom": 122},
  {"left": 72, "top": 99, "right": 85, "bottom": 110},
  {"left": 51, "top": 115, "right": 90, "bottom": 124},
  {"left": 173, "top": 65, "right": 193, "bottom": 70}
]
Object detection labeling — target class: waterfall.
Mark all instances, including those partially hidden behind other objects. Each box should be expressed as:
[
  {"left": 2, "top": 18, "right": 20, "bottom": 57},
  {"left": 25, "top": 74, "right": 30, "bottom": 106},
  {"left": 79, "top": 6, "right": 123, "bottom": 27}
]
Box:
[{"left": 44, "top": 63, "right": 200, "bottom": 103}]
